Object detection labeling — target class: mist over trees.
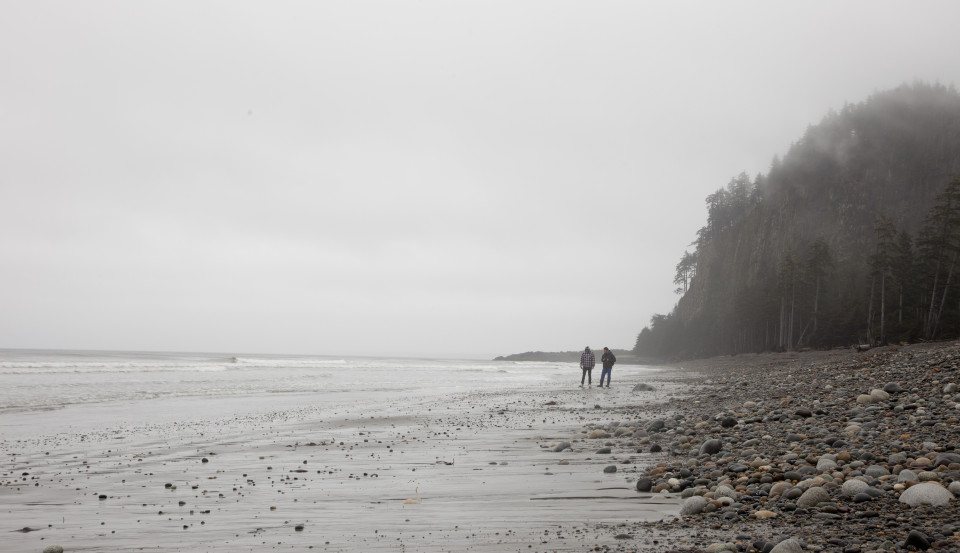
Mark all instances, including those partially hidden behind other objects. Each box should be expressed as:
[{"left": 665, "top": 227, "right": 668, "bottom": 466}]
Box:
[{"left": 635, "top": 82, "right": 960, "bottom": 360}]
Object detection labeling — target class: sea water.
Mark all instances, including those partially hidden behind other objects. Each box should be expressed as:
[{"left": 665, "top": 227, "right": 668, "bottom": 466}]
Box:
[{"left": 0, "top": 349, "right": 573, "bottom": 440}]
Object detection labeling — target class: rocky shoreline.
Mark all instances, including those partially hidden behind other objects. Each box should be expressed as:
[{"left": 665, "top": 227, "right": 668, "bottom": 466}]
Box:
[{"left": 569, "top": 341, "right": 960, "bottom": 552}]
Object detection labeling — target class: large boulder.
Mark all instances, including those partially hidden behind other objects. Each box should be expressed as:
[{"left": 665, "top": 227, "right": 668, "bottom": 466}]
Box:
[
  {"left": 796, "top": 486, "right": 830, "bottom": 508},
  {"left": 699, "top": 439, "right": 723, "bottom": 455},
  {"left": 680, "top": 496, "right": 707, "bottom": 515},
  {"left": 842, "top": 479, "right": 869, "bottom": 497},
  {"left": 899, "top": 482, "right": 954, "bottom": 507},
  {"left": 770, "top": 538, "right": 803, "bottom": 553}
]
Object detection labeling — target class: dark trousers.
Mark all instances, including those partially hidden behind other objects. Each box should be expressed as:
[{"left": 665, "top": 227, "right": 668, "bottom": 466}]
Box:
[
  {"left": 581, "top": 367, "right": 592, "bottom": 385},
  {"left": 600, "top": 366, "right": 612, "bottom": 386}
]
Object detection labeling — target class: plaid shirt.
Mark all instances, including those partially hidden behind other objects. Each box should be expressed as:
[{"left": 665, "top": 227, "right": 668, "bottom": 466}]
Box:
[{"left": 580, "top": 351, "right": 595, "bottom": 368}]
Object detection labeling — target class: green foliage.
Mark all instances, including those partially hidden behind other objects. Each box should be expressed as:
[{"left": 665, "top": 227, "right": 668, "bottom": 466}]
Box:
[{"left": 635, "top": 82, "right": 960, "bottom": 359}]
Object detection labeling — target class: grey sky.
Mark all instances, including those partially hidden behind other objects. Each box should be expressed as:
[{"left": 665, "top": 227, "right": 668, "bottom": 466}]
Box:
[{"left": 3, "top": 1, "right": 959, "bottom": 357}]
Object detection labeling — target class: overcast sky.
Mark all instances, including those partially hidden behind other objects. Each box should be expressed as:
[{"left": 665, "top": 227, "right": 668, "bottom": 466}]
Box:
[{"left": 2, "top": 1, "right": 960, "bottom": 358}]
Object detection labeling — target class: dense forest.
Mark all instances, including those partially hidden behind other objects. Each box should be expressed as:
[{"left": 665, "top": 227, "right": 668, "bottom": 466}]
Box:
[{"left": 634, "top": 82, "right": 960, "bottom": 360}]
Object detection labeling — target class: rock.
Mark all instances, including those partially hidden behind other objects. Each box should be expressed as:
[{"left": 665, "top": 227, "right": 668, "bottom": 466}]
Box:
[
  {"left": 783, "top": 487, "right": 804, "bottom": 500},
  {"left": 603, "top": 465, "right": 617, "bottom": 474},
  {"left": 705, "top": 543, "right": 738, "bottom": 553},
  {"left": 944, "top": 383, "right": 958, "bottom": 394},
  {"left": 754, "top": 509, "right": 777, "bottom": 519},
  {"left": 934, "top": 452, "right": 960, "bottom": 466},
  {"left": 948, "top": 481, "right": 960, "bottom": 496},
  {"left": 864, "top": 464, "right": 890, "bottom": 478},
  {"left": 898, "top": 469, "right": 919, "bottom": 483},
  {"left": 770, "top": 481, "right": 792, "bottom": 497},
  {"left": 842, "top": 479, "right": 869, "bottom": 497},
  {"left": 795, "top": 408, "right": 813, "bottom": 418},
  {"left": 553, "top": 442, "right": 571, "bottom": 452},
  {"left": 856, "top": 394, "right": 873, "bottom": 404},
  {"left": 883, "top": 382, "right": 904, "bottom": 393},
  {"left": 817, "top": 457, "right": 838, "bottom": 471},
  {"left": 43, "top": 547, "right": 64, "bottom": 553},
  {"left": 636, "top": 477, "right": 652, "bottom": 492},
  {"left": 796, "top": 486, "right": 830, "bottom": 508},
  {"left": 680, "top": 495, "right": 707, "bottom": 515},
  {"left": 770, "top": 538, "right": 803, "bottom": 553},
  {"left": 596, "top": 447, "right": 611, "bottom": 454},
  {"left": 646, "top": 420, "right": 666, "bottom": 432},
  {"left": 632, "top": 383, "right": 655, "bottom": 392},
  {"left": 699, "top": 438, "right": 723, "bottom": 455},
  {"left": 714, "top": 485, "right": 736, "bottom": 500},
  {"left": 649, "top": 444, "right": 662, "bottom": 453},
  {"left": 720, "top": 417, "right": 737, "bottom": 428},
  {"left": 904, "top": 529, "right": 932, "bottom": 550},
  {"left": 899, "top": 482, "right": 954, "bottom": 507},
  {"left": 870, "top": 389, "right": 890, "bottom": 402},
  {"left": 587, "top": 429, "right": 607, "bottom": 439}
]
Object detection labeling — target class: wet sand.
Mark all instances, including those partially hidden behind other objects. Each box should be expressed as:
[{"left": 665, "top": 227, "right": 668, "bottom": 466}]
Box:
[{"left": 2, "top": 367, "right": 683, "bottom": 552}]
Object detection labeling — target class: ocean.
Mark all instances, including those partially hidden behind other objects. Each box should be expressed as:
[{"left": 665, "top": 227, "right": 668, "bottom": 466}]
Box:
[
  {"left": 0, "top": 348, "right": 574, "bottom": 440},
  {"left": 1, "top": 349, "right": 675, "bottom": 552}
]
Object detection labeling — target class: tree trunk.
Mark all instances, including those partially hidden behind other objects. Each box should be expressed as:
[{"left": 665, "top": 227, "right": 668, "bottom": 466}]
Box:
[
  {"left": 788, "top": 284, "right": 796, "bottom": 351},
  {"left": 926, "top": 253, "right": 943, "bottom": 339},
  {"left": 898, "top": 284, "right": 903, "bottom": 325},
  {"left": 813, "top": 276, "right": 820, "bottom": 333},
  {"left": 932, "top": 250, "right": 959, "bottom": 338},
  {"left": 779, "top": 297, "right": 785, "bottom": 349},
  {"left": 879, "top": 271, "right": 886, "bottom": 345}
]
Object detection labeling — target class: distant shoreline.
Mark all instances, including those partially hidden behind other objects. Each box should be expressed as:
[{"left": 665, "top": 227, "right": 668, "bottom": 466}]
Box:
[{"left": 493, "top": 349, "right": 655, "bottom": 364}]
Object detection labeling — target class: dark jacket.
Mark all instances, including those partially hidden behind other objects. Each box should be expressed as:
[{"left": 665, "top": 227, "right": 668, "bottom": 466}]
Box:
[{"left": 601, "top": 351, "right": 616, "bottom": 369}]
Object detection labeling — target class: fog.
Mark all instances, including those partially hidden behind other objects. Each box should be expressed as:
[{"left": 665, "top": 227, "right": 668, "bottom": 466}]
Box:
[{"left": 3, "top": 1, "right": 960, "bottom": 357}]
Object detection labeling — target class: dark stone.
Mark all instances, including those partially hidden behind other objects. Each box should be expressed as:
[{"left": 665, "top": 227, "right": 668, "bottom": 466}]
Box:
[
  {"left": 853, "top": 492, "right": 872, "bottom": 503},
  {"left": 603, "top": 465, "right": 617, "bottom": 473},
  {"left": 721, "top": 417, "right": 738, "bottom": 428},
  {"left": 636, "top": 477, "right": 652, "bottom": 492},
  {"left": 795, "top": 408, "right": 813, "bottom": 418},
  {"left": 883, "top": 382, "right": 905, "bottom": 393},
  {"left": 650, "top": 444, "right": 662, "bottom": 453},
  {"left": 699, "top": 439, "right": 723, "bottom": 455},
  {"left": 596, "top": 447, "right": 611, "bottom": 454},
  {"left": 934, "top": 453, "right": 960, "bottom": 467},
  {"left": 904, "top": 530, "right": 931, "bottom": 550},
  {"left": 647, "top": 420, "right": 666, "bottom": 432}
]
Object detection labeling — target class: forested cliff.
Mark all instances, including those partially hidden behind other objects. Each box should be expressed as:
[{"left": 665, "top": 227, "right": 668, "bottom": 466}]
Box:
[{"left": 635, "top": 82, "right": 960, "bottom": 360}]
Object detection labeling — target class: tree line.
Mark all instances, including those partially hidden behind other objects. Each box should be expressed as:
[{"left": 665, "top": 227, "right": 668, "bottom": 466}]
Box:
[{"left": 635, "top": 82, "right": 960, "bottom": 360}]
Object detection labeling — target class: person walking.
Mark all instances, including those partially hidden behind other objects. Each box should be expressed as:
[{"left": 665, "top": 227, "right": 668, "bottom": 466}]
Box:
[
  {"left": 599, "top": 347, "right": 616, "bottom": 387},
  {"left": 579, "top": 346, "right": 595, "bottom": 387}
]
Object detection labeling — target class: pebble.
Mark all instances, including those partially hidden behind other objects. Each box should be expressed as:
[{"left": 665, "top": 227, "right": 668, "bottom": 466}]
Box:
[
  {"left": 565, "top": 342, "right": 960, "bottom": 551},
  {"left": 899, "top": 482, "right": 954, "bottom": 507},
  {"left": 769, "top": 538, "right": 803, "bottom": 553}
]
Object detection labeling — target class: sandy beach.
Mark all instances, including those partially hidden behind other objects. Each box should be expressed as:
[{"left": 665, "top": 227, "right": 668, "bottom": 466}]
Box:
[
  {"left": 1, "top": 360, "right": 683, "bottom": 553},
  {"left": 7, "top": 342, "right": 960, "bottom": 553}
]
